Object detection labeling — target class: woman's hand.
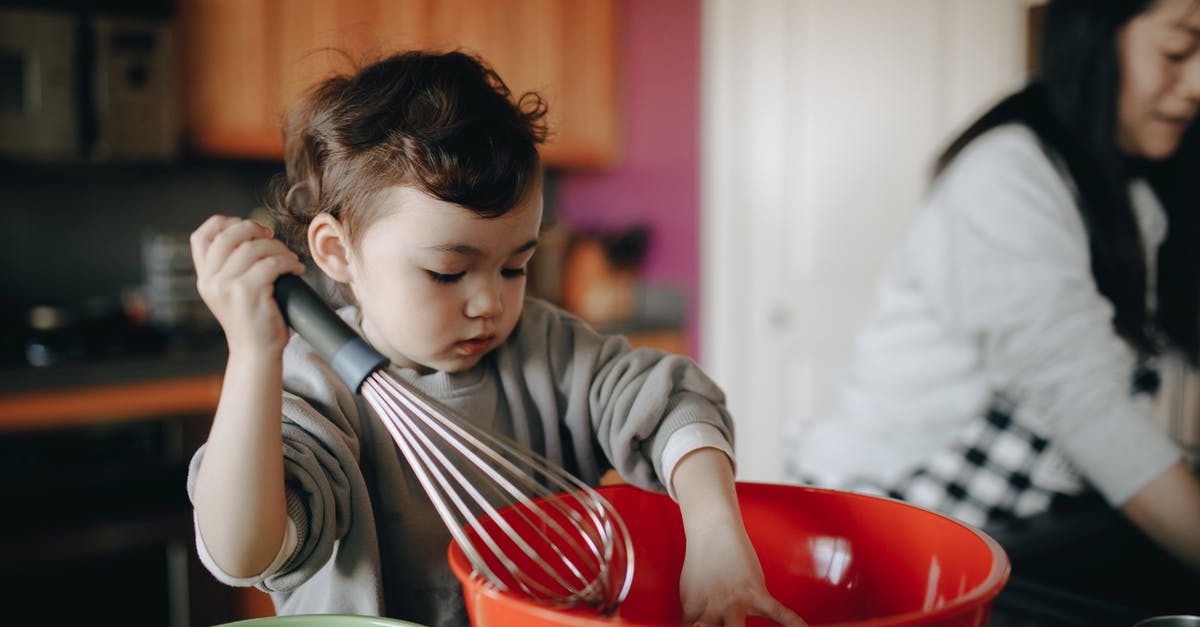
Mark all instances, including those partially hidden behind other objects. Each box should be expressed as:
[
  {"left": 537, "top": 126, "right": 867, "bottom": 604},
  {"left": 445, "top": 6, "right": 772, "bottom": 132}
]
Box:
[
  {"left": 1120, "top": 460, "right": 1200, "bottom": 575},
  {"left": 190, "top": 215, "right": 305, "bottom": 354},
  {"left": 673, "top": 448, "right": 807, "bottom": 626}
]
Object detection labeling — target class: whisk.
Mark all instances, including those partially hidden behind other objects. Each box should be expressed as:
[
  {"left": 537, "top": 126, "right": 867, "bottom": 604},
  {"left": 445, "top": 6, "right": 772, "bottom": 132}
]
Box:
[{"left": 273, "top": 274, "right": 634, "bottom": 612}]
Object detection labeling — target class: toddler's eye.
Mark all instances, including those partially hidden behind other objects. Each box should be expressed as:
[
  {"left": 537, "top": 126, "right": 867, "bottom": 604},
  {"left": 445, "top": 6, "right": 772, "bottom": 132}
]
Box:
[
  {"left": 427, "top": 270, "right": 465, "bottom": 284},
  {"left": 501, "top": 267, "right": 527, "bottom": 279}
]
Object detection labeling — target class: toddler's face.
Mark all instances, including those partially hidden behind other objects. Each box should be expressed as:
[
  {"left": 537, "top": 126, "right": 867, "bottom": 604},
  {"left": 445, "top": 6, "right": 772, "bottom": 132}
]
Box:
[
  {"left": 346, "top": 185, "right": 542, "bottom": 373},
  {"left": 1117, "top": 0, "right": 1200, "bottom": 159}
]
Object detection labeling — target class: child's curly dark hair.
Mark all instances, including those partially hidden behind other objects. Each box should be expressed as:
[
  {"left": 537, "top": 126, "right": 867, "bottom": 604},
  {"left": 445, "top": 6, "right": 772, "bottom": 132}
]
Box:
[{"left": 267, "top": 49, "right": 549, "bottom": 262}]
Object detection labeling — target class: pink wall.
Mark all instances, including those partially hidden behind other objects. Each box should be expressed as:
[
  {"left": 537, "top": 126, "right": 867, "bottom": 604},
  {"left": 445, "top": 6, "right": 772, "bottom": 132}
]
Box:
[{"left": 556, "top": 0, "right": 702, "bottom": 355}]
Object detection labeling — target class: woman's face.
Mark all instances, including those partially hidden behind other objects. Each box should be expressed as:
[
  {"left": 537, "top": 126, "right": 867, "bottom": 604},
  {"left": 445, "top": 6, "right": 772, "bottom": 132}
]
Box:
[
  {"left": 1117, "top": 0, "right": 1200, "bottom": 159},
  {"left": 345, "top": 185, "right": 542, "bottom": 374}
]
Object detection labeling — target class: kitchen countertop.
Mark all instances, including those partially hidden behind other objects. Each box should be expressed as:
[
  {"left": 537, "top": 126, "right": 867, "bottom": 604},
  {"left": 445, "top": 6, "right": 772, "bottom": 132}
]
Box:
[
  {"left": 0, "top": 311, "right": 688, "bottom": 432},
  {"left": 0, "top": 349, "right": 226, "bottom": 431},
  {"left": 8, "top": 345, "right": 1197, "bottom": 627}
]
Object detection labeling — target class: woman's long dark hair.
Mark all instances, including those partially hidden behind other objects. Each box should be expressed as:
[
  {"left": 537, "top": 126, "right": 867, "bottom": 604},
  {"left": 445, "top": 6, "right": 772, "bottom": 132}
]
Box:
[{"left": 935, "top": 0, "right": 1200, "bottom": 364}]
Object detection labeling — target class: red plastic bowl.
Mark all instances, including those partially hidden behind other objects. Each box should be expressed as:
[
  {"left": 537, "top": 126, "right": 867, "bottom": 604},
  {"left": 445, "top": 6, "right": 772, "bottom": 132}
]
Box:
[{"left": 448, "top": 482, "right": 1010, "bottom": 626}]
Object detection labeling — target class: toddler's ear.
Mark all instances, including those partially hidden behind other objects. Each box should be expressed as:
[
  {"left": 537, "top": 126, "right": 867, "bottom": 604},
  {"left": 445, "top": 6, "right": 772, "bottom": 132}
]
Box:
[{"left": 308, "top": 214, "right": 353, "bottom": 283}]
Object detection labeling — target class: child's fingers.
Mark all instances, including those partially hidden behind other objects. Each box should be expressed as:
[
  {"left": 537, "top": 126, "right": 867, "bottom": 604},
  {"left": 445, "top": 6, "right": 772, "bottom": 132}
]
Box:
[
  {"left": 719, "top": 606, "right": 748, "bottom": 627},
  {"left": 686, "top": 600, "right": 748, "bottom": 627},
  {"left": 750, "top": 592, "right": 807, "bottom": 627},
  {"left": 190, "top": 214, "right": 237, "bottom": 269},
  {"left": 689, "top": 592, "right": 806, "bottom": 627},
  {"left": 218, "top": 237, "right": 299, "bottom": 283},
  {"left": 199, "top": 218, "right": 274, "bottom": 276},
  {"left": 240, "top": 247, "right": 306, "bottom": 291},
  {"left": 682, "top": 600, "right": 719, "bottom": 626}
]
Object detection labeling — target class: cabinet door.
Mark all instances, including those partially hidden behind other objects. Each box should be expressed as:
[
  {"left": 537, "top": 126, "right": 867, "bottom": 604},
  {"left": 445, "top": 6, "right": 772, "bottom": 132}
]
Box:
[
  {"left": 178, "top": 0, "right": 281, "bottom": 157},
  {"left": 177, "top": 0, "right": 619, "bottom": 167},
  {"left": 178, "top": 0, "right": 406, "bottom": 158},
  {"left": 362, "top": 0, "right": 619, "bottom": 166},
  {"left": 462, "top": 0, "right": 619, "bottom": 167}
]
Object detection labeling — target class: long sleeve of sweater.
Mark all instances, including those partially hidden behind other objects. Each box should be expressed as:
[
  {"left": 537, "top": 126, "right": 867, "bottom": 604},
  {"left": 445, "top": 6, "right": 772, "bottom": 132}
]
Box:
[{"left": 927, "top": 125, "right": 1180, "bottom": 506}]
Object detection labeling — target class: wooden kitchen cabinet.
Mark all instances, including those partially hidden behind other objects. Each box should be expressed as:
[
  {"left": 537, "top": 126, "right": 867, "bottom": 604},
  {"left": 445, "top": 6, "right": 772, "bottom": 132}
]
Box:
[{"left": 177, "top": 0, "right": 621, "bottom": 168}]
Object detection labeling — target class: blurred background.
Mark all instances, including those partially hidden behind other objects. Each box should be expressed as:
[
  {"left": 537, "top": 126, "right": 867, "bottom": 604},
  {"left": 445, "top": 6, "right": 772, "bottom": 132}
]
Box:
[
  {"left": 2, "top": 0, "right": 1197, "bottom": 625},
  {"left": 0, "top": 1, "right": 700, "bottom": 623}
]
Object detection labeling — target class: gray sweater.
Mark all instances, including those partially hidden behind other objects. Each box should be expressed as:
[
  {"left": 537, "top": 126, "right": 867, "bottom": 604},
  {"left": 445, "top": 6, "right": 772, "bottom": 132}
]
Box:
[{"left": 187, "top": 298, "right": 734, "bottom": 626}]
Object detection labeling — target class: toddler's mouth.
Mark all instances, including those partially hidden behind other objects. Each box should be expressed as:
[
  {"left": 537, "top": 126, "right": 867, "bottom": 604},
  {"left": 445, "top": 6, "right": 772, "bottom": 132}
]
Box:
[{"left": 455, "top": 334, "right": 494, "bottom": 356}]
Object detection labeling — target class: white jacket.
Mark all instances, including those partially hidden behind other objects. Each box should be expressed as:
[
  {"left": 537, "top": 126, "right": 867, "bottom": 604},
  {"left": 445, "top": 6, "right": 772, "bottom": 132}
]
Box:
[{"left": 789, "top": 124, "right": 1181, "bottom": 509}]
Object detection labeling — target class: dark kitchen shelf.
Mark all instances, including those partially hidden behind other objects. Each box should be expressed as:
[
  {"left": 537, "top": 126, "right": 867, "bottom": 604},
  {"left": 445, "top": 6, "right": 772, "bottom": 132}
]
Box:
[{"left": 0, "top": 347, "right": 227, "bottom": 394}]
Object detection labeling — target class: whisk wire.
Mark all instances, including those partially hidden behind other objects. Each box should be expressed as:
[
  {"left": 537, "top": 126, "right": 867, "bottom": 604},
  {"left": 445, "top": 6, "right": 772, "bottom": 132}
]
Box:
[
  {"left": 362, "top": 373, "right": 632, "bottom": 609},
  {"left": 371, "top": 378, "right": 589, "bottom": 601},
  {"left": 384, "top": 379, "right": 610, "bottom": 605},
  {"left": 393, "top": 380, "right": 610, "bottom": 573},
  {"left": 272, "top": 273, "right": 632, "bottom": 612},
  {"left": 405, "top": 389, "right": 609, "bottom": 602},
  {"left": 362, "top": 378, "right": 509, "bottom": 589}
]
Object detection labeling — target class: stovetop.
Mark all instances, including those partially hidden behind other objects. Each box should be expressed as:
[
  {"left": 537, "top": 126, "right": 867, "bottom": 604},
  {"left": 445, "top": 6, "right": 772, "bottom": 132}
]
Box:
[{"left": 0, "top": 302, "right": 227, "bottom": 393}]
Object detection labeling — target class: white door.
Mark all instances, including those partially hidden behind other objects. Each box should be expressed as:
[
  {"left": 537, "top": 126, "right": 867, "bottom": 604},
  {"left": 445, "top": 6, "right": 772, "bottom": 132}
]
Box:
[{"left": 701, "top": 0, "right": 1030, "bottom": 482}]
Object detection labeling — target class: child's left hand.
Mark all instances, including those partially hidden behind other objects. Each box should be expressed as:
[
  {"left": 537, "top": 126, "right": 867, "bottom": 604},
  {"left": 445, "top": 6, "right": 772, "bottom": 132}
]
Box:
[{"left": 672, "top": 448, "right": 807, "bottom": 626}]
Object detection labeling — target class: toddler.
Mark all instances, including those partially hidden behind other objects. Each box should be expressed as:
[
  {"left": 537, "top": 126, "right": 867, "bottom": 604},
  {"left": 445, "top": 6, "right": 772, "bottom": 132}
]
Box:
[{"left": 188, "top": 50, "right": 804, "bottom": 627}]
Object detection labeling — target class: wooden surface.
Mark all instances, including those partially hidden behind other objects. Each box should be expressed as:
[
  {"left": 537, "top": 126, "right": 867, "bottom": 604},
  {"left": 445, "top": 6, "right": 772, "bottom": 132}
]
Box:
[
  {"left": 0, "top": 325, "right": 682, "bottom": 431},
  {"left": 0, "top": 374, "right": 223, "bottom": 431},
  {"left": 177, "top": 0, "right": 620, "bottom": 168}
]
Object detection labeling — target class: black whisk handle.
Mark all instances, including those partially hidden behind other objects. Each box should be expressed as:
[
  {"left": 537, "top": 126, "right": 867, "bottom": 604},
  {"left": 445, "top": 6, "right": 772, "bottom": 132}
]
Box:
[{"left": 273, "top": 273, "right": 388, "bottom": 392}]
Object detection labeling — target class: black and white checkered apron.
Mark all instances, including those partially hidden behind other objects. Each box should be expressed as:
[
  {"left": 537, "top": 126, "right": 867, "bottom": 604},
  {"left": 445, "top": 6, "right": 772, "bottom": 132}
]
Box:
[{"left": 805, "top": 358, "right": 1161, "bottom": 529}]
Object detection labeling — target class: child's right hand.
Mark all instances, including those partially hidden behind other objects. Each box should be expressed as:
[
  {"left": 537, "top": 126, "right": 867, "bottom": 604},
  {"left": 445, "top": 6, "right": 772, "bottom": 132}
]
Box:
[{"left": 190, "top": 215, "right": 306, "bottom": 354}]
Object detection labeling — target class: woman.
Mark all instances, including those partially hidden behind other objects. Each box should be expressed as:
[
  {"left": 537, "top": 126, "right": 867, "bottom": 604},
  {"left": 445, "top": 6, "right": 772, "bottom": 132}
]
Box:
[{"left": 788, "top": 0, "right": 1200, "bottom": 574}]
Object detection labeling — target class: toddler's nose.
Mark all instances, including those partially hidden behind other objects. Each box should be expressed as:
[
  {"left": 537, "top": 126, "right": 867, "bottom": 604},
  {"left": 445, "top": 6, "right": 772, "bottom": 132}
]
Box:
[{"left": 465, "top": 279, "right": 503, "bottom": 319}]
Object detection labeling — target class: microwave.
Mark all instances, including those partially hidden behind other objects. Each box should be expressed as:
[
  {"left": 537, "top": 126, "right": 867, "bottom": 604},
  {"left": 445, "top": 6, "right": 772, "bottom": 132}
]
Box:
[{"left": 0, "top": 8, "right": 178, "bottom": 162}]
